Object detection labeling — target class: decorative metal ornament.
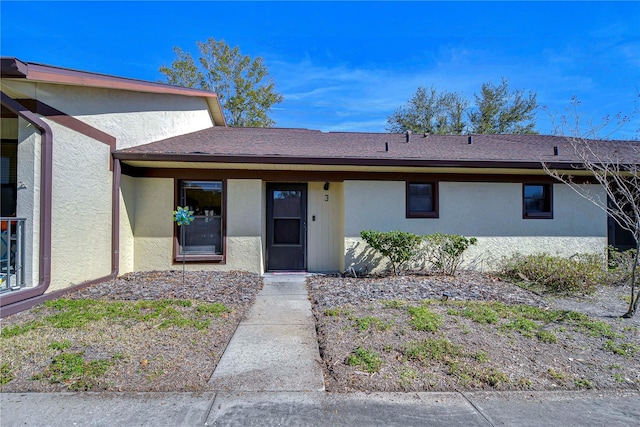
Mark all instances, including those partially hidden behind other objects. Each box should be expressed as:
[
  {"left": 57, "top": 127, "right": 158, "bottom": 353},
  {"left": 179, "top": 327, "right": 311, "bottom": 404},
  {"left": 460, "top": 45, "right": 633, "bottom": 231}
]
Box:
[{"left": 173, "top": 206, "right": 195, "bottom": 226}]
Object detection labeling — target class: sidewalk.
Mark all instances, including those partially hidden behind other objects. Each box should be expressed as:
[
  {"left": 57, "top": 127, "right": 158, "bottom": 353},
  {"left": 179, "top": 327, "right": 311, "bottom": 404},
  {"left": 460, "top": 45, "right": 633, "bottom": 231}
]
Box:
[
  {"left": 2, "top": 390, "right": 639, "bottom": 426},
  {"left": 1, "top": 274, "right": 639, "bottom": 426}
]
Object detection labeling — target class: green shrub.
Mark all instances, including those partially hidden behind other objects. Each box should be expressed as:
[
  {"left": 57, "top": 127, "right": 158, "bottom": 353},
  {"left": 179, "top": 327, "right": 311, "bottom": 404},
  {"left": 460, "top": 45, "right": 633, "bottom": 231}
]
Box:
[
  {"left": 500, "top": 253, "right": 606, "bottom": 294},
  {"left": 360, "top": 230, "right": 422, "bottom": 274},
  {"left": 420, "top": 233, "right": 477, "bottom": 275}
]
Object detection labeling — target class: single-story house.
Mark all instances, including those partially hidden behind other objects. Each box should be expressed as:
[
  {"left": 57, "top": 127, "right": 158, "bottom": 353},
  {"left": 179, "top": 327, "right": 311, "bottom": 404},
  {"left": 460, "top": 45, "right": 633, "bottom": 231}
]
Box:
[{"left": 0, "top": 57, "right": 635, "bottom": 315}]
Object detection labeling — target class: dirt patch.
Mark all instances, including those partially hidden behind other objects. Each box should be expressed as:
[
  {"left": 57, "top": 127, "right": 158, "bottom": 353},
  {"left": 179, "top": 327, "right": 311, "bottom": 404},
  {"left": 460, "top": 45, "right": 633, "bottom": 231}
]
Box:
[
  {"left": 308, "top": 272, "right": 640, "bottom": 393},
  {"left": 0, "top": 271, "right": 262, "bottom": 392},
  {"left": 3, "top": 270, "right": 639, "bottom": 393}
]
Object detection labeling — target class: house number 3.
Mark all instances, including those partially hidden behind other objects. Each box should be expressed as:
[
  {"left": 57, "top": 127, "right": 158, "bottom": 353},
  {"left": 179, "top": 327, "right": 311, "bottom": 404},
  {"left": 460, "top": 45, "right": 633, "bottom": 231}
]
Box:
[{"left": 325, "top": 195, "right": 329, "bottom": 202}]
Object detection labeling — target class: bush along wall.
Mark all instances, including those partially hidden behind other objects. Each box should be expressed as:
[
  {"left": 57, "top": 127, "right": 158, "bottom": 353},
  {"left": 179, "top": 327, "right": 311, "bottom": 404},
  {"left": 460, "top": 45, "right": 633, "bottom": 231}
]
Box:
[
  {"left": 359, "top": 230, "right": 477, "bottom": 275},
  {"left": 499, "top": 253, "right": 607, "bottom": 294},
  {"left": 360, "top": 230, "right": 422, "bottom": 275},
  {"left": 500, "top": 248, "right": 637, "bottom": 295},
  {"left": 421, "top": 233, "right": 478, "bottom": 276}
]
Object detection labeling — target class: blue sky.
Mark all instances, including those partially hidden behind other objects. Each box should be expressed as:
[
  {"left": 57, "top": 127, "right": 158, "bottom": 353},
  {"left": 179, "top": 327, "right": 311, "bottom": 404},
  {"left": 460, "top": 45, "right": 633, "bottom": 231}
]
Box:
[{"left": 1, "top": 1, "right": 639, "bottom": 138}]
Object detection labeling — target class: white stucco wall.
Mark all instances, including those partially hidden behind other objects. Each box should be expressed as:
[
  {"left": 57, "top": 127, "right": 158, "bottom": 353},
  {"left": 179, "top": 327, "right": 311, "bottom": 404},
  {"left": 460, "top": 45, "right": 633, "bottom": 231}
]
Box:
[
  {"left": 26, "top": 83, "right": 214, "bottom": 150},
  {"left": 344, "top": 180, "right": 608, "bottom": 272},
  {"left": 118, "top": 174, "right": 136, "bottom": 275},
  {"left": 48, "top": 122, "right": 112, "bottom": 291}
]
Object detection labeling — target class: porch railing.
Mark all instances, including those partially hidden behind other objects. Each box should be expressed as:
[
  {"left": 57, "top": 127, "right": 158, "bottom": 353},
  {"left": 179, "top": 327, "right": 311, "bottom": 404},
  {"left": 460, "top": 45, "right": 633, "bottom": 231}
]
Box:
[{"left": 1, "top": 217, "right": 26, "bottom": 293}]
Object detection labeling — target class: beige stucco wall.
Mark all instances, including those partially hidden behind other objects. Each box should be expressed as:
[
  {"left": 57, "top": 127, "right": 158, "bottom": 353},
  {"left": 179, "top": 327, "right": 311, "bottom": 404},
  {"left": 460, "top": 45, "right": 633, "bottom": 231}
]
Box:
[
  {"left": 225, "top": 179, "right": 264, "bottom": 273},
  {"left": 6, "top": 115, "right": 113, "bottom": 291},
  {"left": 132, "top": 178, "right": 174, "bottom": 271},
  {"left": 344, "top": 180, "right": 608, "bottom": 273},
  {"left": 9, "top": 82, "right": 214, "bottom": 150},
  {"left": 48, "top": 122, "right": 113, "bottom": 291},
  {"left": 307, "top": 182, "right": 344, "bottom": 272},
  {"left": 118, "top": 174, "right": 136, "bottom": 275},
  {"left": 131, "top": 178, "right": 264, "bottom": 273}
]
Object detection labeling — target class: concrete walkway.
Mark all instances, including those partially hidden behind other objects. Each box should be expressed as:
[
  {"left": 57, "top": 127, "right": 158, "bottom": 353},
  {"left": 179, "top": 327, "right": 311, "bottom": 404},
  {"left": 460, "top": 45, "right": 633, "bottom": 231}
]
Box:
[{"left": 207, "top": 273, "right": 324, "bottom": 392}]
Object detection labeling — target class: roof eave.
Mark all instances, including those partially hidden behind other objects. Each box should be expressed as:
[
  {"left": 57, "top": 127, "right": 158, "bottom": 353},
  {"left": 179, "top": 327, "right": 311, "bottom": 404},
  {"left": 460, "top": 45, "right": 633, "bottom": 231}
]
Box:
[
  {"left": 1, "top": 57, "right": 223, "bottom": 101},
  {"left": 112, "top": 152, "right": 581, "bottom": 170},
  {"left": 0, "top": 57, "right": 28, "bottom": 78},
  {"left": 206, "top": 98, "right": 226, "bottom": 127}
]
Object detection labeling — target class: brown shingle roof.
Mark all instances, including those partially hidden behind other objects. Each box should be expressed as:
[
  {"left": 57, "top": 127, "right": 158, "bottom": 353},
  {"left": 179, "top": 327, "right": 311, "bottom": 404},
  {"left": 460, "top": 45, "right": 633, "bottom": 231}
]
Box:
[{"left": 114, "top": 127, "right": 639, "bottom": 169}]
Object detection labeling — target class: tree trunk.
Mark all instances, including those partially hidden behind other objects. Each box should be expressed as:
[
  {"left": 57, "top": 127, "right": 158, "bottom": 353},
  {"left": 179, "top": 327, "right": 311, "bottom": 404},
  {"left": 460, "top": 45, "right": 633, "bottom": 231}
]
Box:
[{"left": 622, "top": 240, "right": 640, "bottom": 318}]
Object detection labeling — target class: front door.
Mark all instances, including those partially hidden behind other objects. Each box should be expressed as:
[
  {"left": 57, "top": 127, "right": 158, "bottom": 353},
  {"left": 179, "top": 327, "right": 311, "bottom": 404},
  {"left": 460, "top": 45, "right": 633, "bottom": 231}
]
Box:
[{"left": 266, "top": 183, "right": 307, "bottom": 271}]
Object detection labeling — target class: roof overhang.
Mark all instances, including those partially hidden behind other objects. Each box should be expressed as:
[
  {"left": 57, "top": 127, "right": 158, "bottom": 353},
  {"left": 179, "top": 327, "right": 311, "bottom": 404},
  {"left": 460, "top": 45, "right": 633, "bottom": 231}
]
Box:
[{"left": 113, "top": 153, "right": 591, "bottom": 176}]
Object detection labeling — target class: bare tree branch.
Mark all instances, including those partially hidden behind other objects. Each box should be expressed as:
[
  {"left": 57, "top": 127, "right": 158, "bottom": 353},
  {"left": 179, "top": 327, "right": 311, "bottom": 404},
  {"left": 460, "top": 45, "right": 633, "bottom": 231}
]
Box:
[{"left": 543, "top": 97, "right": 640, "bottom": 317}]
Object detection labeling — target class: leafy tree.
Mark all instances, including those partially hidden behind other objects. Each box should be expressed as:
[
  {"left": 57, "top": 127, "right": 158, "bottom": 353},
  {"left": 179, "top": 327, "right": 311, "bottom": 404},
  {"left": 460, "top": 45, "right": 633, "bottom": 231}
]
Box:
[
  {"left": 469, "top": 78, "right": 538, "bottom": 134},
  {"left": 387, "top": 79, "right": 538, "bottom": 135},
  {"left": 386, "top": 86, "right": 469, "bottom": 134},
  {"left": 160, "top": 38, "right": 283, "bottom": 127},
  {"left": 543, "top": 97, "right": 640, "bottom": 318}
]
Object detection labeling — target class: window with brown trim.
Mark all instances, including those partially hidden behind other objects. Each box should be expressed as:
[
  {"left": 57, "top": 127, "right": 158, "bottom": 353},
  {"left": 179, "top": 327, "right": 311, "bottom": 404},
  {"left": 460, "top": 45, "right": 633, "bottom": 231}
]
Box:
[
  {"left": 406, "top": 182, "right": 439, "bottom": 218},
  {"left": 175, "top": 180, "right": 224, "bottom": 261},
  {"left": 523, "top": 183, "right": 553, "bottom": 219}
]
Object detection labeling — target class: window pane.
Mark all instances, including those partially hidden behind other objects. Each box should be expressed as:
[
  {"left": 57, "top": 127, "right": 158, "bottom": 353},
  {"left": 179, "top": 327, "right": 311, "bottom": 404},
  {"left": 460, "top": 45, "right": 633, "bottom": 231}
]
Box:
[
  {"left": 524, "top": 185, "right": 544, "bottom": 199},
  {"left": 408, "top": 183, "right": 434, "bottom": 214},
  {"left": 525, "top": 199, "right": 545, "bottom": 212},
  {"left": 409, "top": 196, "right": 433, "bottom": 212},
  {"left": 183, "top": 181, "right": 222, "bottom": 216},
  {"left": 524, "top": 184, "right": 551, "bottom": 215},
  {"left": 410, "top": 183, "right": 433, "bottom": 198},
  {"left": 179, "top": 181, "right": 223, "bottom": 255},
  {"left": 273, "top": 190, "right": 301, "bottom": 217},
  {"left": 273, "top": 219, "right": 300, "bottom": 244},
  {"left": 181, "top": 217, "right": 222, "bottom": 254}
]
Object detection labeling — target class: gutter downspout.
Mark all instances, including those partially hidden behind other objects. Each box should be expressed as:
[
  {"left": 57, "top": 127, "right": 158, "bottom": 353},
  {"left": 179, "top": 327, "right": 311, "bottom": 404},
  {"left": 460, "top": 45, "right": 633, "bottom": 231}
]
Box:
[
  {"left": 0, "top": 93, "right": 121, "bottom": 317},
  {"left": 0, "top": 91, "right": 52, "bottom": 310}
]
